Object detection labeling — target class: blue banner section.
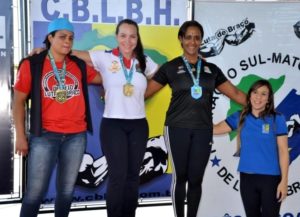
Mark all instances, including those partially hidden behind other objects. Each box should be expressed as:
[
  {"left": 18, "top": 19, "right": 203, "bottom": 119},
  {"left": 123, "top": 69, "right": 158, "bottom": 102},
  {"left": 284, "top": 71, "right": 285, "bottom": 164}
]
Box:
[
  {"left": 30, "top": 0, "right": 188, "bottom": 206},
  {"left": 0, "top": 0, "right": 13, "bottom": 194},
  {"left": 32, "top": 0, "right": 185, "bottom": 26},
  {"left": 40, "top": 0, "right": 175, "bottom": 25}
]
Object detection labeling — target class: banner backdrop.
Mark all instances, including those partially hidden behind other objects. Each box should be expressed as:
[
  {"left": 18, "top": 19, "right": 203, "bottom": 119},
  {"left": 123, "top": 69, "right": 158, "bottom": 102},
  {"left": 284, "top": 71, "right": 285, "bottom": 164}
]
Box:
[
  {"left": 30, "top": 0, "right": 187, "bottom": 206},
  {"left": 195, "top": 2, "right": 300, "bottom": 217},
  {"left": 0, "top": 0, "right": 13, "bottom": 195}
]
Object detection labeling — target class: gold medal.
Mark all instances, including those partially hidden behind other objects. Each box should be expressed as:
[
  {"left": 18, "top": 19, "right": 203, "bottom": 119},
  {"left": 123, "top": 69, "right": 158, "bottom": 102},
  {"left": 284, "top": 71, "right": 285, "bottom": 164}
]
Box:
[
  {"left": 55, "top": 89, "right": 67, "bottom": 103},
  {"left": 123, "top": 83, "right": 134, "bottom": 96}
]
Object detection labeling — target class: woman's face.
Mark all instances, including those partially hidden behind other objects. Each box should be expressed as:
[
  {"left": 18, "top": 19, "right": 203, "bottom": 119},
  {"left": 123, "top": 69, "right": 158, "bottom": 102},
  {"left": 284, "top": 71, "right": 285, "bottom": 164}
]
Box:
[
  {"left": 116, "top": 23, "right": 138, "bottom": 58},
  {"left": 250, "top": 85, "right": 270, "bottom": 114},
  {"left": 179, "top": 26, "right": 202, "bottom": 58},
  {"left": 49, "top": 30, "right": 74, "bottom": 56}
]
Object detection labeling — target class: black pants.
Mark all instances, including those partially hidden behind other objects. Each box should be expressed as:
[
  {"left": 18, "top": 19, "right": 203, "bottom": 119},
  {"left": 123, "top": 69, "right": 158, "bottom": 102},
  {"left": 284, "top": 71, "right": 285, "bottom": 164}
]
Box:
[
  {"left": 100, "top": 118, "right": 148, "bottom": 217},
  {"left": 164, "top": 126, "right": 212, "bottom": 217},
  {"left": 240, "top": 172, "right": 282, "bottom": 217}
]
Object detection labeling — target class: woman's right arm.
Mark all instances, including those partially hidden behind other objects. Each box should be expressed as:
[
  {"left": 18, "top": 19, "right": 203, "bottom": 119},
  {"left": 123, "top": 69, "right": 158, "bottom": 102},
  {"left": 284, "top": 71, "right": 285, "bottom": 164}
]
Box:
[
  {"left": 29, "top": 48, "right": 94, "bottom": 66},
  {"left": 71, "top": 50, "right": 93, "bottom": 66},
  {"left": 13, "top": 90, "right": 29, "bottom": 156},
  {"left": 213, "top": 120, "right": 232, "bottom": 135},
  {"left": 145, "top": 79, "right": 164, "bottom": 99}
]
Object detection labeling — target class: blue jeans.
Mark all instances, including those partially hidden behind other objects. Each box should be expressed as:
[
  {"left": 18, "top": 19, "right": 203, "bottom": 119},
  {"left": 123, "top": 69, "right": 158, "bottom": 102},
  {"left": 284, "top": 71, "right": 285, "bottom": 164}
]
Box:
[{"left": 20, "top": 131, "right": 86, "bottom": 217}]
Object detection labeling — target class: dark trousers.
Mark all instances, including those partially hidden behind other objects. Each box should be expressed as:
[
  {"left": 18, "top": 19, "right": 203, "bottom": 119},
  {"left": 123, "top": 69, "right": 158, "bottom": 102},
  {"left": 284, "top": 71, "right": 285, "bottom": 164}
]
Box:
[
  {"left": 164, "top": 126, "right": 212, "bottom": 217},
  {"left": 100, "top": 118, "right": 148, "bottom": 217},
  {"left": 240, "top": 172, "right": 282, "bottom": 217}
]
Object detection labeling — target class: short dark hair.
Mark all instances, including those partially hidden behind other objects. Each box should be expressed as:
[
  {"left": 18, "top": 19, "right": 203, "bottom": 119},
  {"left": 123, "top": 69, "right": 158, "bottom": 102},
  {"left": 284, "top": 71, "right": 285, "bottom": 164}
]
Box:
[{"left": 178, "top": 20, "right": 204, "bottom": 39}]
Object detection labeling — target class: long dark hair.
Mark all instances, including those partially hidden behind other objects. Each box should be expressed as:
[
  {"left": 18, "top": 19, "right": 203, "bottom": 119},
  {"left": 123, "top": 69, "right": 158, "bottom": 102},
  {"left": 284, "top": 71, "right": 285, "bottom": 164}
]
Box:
[
  {"left": 236, "top": 79, "right": 276, "bottom": 152},
  {"left": 115, "top": 19, "right": 146, "bottom": 74},
  {"left": 240, "top": 79, "right": 275, "bottom": 122}
]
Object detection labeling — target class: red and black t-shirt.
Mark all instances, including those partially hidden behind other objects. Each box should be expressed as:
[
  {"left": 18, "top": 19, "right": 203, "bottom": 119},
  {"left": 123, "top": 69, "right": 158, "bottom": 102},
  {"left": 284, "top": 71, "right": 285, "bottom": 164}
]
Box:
[{"left": 14, "top": 57, "right": 97, "bottom": 133}]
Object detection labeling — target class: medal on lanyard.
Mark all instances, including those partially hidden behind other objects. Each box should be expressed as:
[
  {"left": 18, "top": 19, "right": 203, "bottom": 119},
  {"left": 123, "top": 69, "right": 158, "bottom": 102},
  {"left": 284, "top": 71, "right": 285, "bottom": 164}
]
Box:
[
  {"left": 48, "top": 51, "right": 67, "bottom": 103},
  {"left": 123, "top": 83, "right": 134, "bottom": 96},
  {"left": 55, "top": 89, "right": 67, "bottom": 103},
  {"left": 191, "top": 85, "right": 202, "bottom": 99},
  {"left": 119, "top": 54, "right": 135, "bottom": 97},
  {"left": 182, "top": 56, "right": 202, "bottom": 99}
]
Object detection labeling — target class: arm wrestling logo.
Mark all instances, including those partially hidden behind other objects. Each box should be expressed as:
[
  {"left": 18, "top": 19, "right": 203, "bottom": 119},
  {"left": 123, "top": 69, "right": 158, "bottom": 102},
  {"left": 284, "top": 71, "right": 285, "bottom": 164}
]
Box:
[
  {"left": 199, "top": 18, "right": 255, "bottom": 58},
  {"left": 76, "top": 135, "right": 168, "bottom": 188}
]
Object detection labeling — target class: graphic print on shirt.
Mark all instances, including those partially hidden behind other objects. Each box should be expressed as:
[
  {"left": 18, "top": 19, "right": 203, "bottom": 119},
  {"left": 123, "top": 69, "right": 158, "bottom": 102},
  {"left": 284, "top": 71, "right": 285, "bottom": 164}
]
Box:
[
  {"left": 177, "top": 65, "right": 186, "bottom": 74},
  {"left": 262, "top": 123, "right": 270, "bottom": 134},
  {"left": 108, "top": 60, "right": 121, "bottom": 73},
  {"left": 42, "top": 69, "right": 80, "bottom": 101}
]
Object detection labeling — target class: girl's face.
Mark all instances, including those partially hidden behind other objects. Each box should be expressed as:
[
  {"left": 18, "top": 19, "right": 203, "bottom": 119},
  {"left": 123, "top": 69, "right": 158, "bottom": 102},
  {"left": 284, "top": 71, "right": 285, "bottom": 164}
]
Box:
[
  {"left": 49, "top": 30, "right": 74, "bottom": 57},
  {"left": 179, "top": 26, "right": 202, "bottom": 58},
  {"left": 116, "top": 23, "right": 138, "bottom": 58},
  {"left": 250, "top": 85, "right": 270, "bottom": 114}
]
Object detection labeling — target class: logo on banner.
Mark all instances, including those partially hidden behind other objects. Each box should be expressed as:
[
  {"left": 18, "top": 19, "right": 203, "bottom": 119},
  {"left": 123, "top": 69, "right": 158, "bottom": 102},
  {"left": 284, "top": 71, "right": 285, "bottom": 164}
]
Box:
[
  {"left": 277, "top": 90, "right": 300, "bottom": 164},
  {"left": 293, "top": 21, "right": 300, "bottom": 39},
  {"left": 76, "top": 136, "right": 168, "bottom": 188},
  {"left": 200, "top": 18, "right": 255, "bottom": 58},
  {"left": 0, "top": 16, "right": 6, "bottom": 49},
  {"left": 32, "top": 0, "right": 185, "bottom": 25}
]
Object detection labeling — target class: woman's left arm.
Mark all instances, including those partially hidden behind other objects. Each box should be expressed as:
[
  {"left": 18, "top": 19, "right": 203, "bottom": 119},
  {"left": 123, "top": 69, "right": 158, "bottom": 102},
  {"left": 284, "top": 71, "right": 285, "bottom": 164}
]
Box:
[
  {"left": 217, "top": 81, "right": 247, "bottom": 106},
  {"left": 91, "top": 73, "right": 102, "bottom": 85},
  {"left": 276, "top": 135, "right": 289, "bottom": 202}
]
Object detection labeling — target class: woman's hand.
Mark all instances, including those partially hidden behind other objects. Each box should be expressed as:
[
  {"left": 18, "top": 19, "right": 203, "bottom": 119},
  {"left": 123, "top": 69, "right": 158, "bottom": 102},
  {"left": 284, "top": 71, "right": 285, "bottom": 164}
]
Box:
[
  {"left": 277, "top": 179, "right": 288, "bottom": 202},
  {"left": 29, "top": 47, "right": 46, "bottom": 56},
  {"left": 15, "top": 134, "right": 29, "bottom": 156}
]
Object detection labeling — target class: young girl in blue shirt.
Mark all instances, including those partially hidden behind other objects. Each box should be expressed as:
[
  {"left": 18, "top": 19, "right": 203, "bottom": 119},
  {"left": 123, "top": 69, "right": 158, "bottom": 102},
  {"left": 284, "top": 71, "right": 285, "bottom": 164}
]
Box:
[{"left": 214, "top": 79, "right": 289, "bottom": 217}]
